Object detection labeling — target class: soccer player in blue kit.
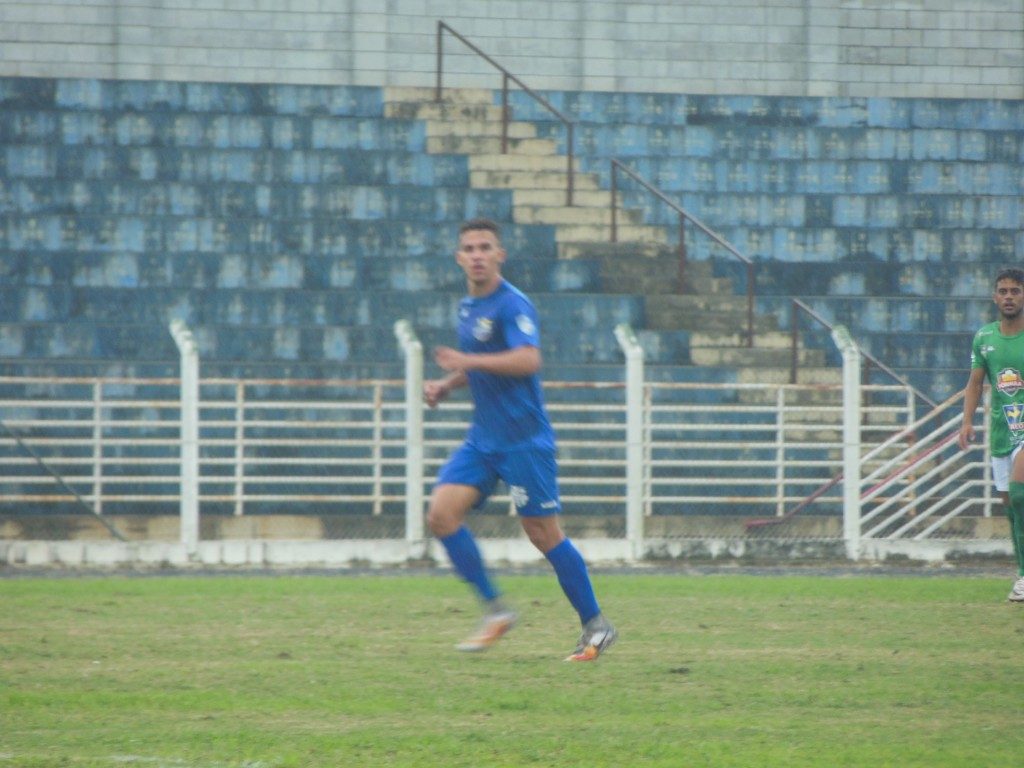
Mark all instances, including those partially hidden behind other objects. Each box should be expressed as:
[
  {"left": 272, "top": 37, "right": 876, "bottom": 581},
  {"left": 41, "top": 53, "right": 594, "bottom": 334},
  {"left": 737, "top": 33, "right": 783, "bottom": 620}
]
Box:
[{"left": 423, "top": 218, "right": 618, "bottom": 661}]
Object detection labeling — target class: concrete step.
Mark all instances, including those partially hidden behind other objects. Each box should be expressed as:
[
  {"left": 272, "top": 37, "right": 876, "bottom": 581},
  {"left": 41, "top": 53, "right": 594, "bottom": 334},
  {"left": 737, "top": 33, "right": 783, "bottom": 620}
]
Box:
[
  {"left": 384, "top": 86, "right": 493, "bottom": 105},
  {"left": 645, "top": 308, "right": 760, "bottom": 333},
  {"left": 469, "top": 154, "right": 577, "bottom": 172},
  {"left": 515, "top": 189, "right": 613, "bottom": 208},
  {"left": 554, "top": 224, "right": 667, "bottom": 243},
  {"left": 861, "top": 409, "right": 904, "bottom": 427},
  {"left": 597, "top": 255, "right": 684, "bottom": 295},
  {"left": 737, "top": 397, "right": 905, "bottom": 438},
  {"left": 596, "top": 256, "right": 733, "bottom": 297},
  {"left": 557, "top": 240, "right": 696, "bottom": 263},
  {"left": 470, "top": 170, "right": 601, "bottom": 190},
  {"left": 784, "top": 427, "right": 843, "bottom": 444},
  {"left": 740, "top": 367, "right": 842, "bottom": 386},
  {"left": 645, "top": 295, "right": 783, "bottom": 339},
  {"left": 737, "top": 399, "right": 919, "bottom": 429},
  {"left": 515, "top": 205, "right": 643, "bottom": 227},
  {"left": 691, "top": 346, "right": 826, "bottom": 368},
  {"left": 646, "top": 292, "right": 750, "bottom": 316},
  {"left": 385, "top": 102, "right": 503, "bottom": 121},
  {"left": 779, "top": 409, "right": 843, "bottom": 426},
  {"left": 776, "top": 398, "right": 842, "bottom": 411},
  {"left": 691, "top": 331, "right": 793, "bottom": 349},
  {"left": 737, "top": 387, "right": 842, "bottom": 406},
  {"left": 427, "top": 135, "right": 556, "bottom": 155},
  {"left": 424, "top": 120, "right": 537, "bottom": 139}
]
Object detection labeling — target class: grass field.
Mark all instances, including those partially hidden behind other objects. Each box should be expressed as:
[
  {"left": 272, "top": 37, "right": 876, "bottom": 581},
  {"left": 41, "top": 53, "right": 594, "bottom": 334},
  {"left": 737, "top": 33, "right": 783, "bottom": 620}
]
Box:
[{"left": 2, "top": 570, "right": 1022, "bottom": 767}]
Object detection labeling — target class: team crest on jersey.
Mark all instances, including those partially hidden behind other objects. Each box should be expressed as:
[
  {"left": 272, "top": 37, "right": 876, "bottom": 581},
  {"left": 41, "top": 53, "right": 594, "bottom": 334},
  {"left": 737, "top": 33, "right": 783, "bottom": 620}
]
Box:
[
  {"left": 472, "top": 317, "right": 493, "bottom": 342},
  {"left": 1003, "top": 403, "right": 1024, "bottom": 434},
  {"left": 516, "top": 314, "right": 536, "bottom": 337},
  {"left": 997, "top": 368, "right": 1024, "bottom": 395}
]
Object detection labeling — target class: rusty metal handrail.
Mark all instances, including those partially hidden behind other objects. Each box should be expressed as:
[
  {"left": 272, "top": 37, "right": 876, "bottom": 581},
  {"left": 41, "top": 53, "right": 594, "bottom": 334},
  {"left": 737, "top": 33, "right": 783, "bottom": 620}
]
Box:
[
  {"left": 790, "top": 298, "right": 938, "bottom": 409},
  {"left": 610, "top": 159, "right": 755, "bottom": 347},
  {"left": 435, "top": 20, "right": 575, "bottom": 206}
]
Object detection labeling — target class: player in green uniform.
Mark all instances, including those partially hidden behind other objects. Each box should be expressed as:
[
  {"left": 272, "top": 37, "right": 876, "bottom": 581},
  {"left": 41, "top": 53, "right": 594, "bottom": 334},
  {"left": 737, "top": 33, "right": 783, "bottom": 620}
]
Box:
[{"left": 959, "top": 267, "right": 1024, "bottom": 601}]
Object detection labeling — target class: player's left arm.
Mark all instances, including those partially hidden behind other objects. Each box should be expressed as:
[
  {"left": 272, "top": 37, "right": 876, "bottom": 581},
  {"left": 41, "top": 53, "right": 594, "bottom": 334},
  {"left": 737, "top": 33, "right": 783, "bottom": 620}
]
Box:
[{"left": 434, "top": 344, "right": 540, "bottom": 377}]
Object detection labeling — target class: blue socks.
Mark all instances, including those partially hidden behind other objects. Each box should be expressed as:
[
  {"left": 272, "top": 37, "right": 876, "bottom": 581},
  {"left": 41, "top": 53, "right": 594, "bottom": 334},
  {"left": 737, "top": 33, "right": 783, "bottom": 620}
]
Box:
[
  {"left": 440, "top": 528, "right": 600, "bottom": 626},
  {"left": 545, "top": 538, "right": 601, "bottom": 625},
  {"left": 440, "top": 526, "right": 500, "bottom": 602}
]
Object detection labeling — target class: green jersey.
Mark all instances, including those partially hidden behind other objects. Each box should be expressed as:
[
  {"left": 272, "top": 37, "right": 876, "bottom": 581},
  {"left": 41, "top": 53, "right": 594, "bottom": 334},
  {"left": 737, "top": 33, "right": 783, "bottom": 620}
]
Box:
[{"left": 971, "top": 321, "right": 1024, "bottom": 457}]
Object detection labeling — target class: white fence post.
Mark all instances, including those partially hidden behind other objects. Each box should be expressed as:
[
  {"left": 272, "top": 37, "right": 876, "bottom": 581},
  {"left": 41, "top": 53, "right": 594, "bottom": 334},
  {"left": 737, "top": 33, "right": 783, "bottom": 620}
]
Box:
[
  {"left": 615, "top": 323, "right": 645, "bottom": 560},
  {"left": 832, "top": 325, "right": 861, "bottom": 561},
  {"left": 233, "top": 381, "right": 244, "bottom": 517},
  {"left": 394, "top": 320, "right": 425, "bottom": 543},
  {"left": 92, "top": 380, "right": 103, "bottom": 515},
  {"left": 170, "top": 320, "right": 200, "bottom": 556}
]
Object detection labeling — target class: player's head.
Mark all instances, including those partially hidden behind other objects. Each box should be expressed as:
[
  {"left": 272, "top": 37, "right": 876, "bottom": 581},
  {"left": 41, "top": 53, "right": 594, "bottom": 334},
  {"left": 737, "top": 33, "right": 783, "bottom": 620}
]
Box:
[
  {"left": 459, "top": 217, "right": 502, "bottom": 241},
  {"left": 456, "top": 218, "right": 506, "bottom": 296},
  {"left": 993, "top": 267, "right": 1024, "bottom": 320},
  {"left": 994, "top": 267, "right": 1024, "bottom": 289}
]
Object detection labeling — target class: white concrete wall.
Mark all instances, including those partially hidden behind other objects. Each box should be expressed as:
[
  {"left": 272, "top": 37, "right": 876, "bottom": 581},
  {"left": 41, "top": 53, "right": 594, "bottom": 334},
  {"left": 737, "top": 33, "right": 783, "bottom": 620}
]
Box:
[{"left": 0, "top": 0, "right": 1021, "bottom": 98}]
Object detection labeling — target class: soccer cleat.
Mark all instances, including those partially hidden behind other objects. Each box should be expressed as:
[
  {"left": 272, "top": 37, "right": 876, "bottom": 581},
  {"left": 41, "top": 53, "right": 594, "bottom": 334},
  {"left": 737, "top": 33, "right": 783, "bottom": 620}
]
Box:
[
  {"left": 455, "top": 610, "right": 517, "bottom": 652},
  {"left": 1008, "top": 577, "right": 1024, "bottom": 603},
  {"left": 565, "top": 615, "right": 618, "bottom": 662}
]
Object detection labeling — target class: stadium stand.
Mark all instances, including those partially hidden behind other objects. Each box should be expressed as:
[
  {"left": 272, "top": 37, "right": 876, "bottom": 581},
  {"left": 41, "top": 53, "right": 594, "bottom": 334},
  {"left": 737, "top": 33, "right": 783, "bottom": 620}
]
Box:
[
  {"left": 2, "top": 76, "right": 1022, "bottom": 404},
  {"left": 504, "top": 89, "right": 1023, "bottom": 400}
]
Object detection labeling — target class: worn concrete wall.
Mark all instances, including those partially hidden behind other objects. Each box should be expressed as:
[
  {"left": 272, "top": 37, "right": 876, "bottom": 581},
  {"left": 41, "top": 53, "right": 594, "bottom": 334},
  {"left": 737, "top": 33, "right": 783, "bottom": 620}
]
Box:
[{"left": 0, "top": 0, "right": 1020, "bottom": 99}]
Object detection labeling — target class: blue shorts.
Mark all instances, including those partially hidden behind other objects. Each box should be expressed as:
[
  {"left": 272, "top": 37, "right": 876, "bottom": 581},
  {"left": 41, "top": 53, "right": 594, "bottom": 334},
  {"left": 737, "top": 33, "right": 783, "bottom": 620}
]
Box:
[{"left": 435, "top": 442, "right": 562, "bottom": 517}]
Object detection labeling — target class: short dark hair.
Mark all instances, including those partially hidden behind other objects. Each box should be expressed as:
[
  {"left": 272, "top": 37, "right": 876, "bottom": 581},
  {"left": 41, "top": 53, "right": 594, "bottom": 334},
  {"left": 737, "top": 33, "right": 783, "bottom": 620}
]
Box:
[
  {"left": 995, "top": 267, "right": 1024, "bottom": 287},
  {"left": 459, "top": 218, "right": 501, "bottom": 238}
]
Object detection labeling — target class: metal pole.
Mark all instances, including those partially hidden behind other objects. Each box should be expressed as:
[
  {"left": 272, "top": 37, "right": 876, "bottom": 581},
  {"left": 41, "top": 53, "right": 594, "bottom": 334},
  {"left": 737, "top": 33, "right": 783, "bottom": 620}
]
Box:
[
  {"left": 746, "top": 262, "right": 755, "bottom": 347},
  {"left": 566, "top": 123, "right": 574, "bottom": 207},
  {"left": 615, "top": 323, "right": 645, "bottom": 560},
  {"left": 790, "top": 300, "right": 799, "bottom": 384},
  {"left": 170, "top": 319, "right": 200, "bottom": 556},
  {"left": 677, "top": 212, "right": 687, "bottom": 293},
  {"left": 833, "top": 325, "right": 861, "bottom": 560},
  {"left": 435, "top": 22, "right": 443, "bottom": 101},
  {"left": 394, "top": 320, "right": 424, "bottom": 543},
  {"left": 501, "top": 73, "right": 509, "bottom": 155},
  {"left": 610, "top": 163, "right": 618, "bottom": 243}
]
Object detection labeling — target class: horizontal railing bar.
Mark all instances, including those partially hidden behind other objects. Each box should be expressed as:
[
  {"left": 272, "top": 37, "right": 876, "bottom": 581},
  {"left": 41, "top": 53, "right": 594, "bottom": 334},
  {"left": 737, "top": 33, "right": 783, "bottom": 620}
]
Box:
[{"left": 0, "top": 372, "right": 944, "bottom": 536}]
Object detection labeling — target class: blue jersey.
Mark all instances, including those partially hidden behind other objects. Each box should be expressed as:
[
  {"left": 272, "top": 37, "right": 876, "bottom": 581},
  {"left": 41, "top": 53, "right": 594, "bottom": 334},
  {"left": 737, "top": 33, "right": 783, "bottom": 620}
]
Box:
[{"left": 457, "top": 280, "right": 555, "bottom": 452}]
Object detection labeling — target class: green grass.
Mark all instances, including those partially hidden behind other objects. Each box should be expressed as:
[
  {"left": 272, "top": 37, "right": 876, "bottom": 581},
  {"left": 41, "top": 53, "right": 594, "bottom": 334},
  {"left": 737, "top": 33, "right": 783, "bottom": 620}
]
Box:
[{"left": 2, "top": 571, "right": 1023, "bottom": 767}]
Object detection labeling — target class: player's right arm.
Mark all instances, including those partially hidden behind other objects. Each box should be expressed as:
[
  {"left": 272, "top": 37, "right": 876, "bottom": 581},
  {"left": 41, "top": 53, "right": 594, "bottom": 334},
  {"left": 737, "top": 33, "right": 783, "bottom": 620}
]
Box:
[
  {"left": 424, "top": 370, "right": 468, "bottom": 408},
  {"left": 958, "top": 366, "right": 986, "bottom": 450}
]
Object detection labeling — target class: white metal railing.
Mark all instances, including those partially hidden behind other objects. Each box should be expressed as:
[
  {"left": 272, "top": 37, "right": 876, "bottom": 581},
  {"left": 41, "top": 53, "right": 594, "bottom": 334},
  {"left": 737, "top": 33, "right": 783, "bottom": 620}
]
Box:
[
  {"left": 857, "top": 390, "right": 992, "bottom": 542},
  {"left": 0, "top": 380, "right": 917, "bottom": 523},
  {"left": 0, "top": 322, "right": 998, "bottom": 559}
]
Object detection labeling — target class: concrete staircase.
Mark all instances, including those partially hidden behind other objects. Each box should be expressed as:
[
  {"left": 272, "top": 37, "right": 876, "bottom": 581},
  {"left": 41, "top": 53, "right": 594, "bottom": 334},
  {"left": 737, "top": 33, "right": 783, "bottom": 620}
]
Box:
[
  {"left": 381, "top": 86, "right": 923, "bottom": 472},
  {"left": 383, "top": 86, "right": 839, "bottom": 389},
  {"left": 384, "top": 87, "right": 658, "bottom": 239}
]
